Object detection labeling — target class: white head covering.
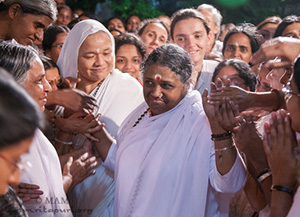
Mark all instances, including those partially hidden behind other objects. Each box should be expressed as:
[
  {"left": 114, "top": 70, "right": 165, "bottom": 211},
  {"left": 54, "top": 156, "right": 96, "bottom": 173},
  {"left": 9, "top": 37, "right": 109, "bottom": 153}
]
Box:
[{"left": 57, "top": 19, "right": 115, "bottom": 79}]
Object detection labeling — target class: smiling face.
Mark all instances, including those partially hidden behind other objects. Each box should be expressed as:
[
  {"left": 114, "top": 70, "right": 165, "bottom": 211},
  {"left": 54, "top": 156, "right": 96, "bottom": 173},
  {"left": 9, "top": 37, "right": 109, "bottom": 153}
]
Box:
[
  {"left": 23, "top": 58, "right": 51, "bottom": 111},
  {"left": 223, "top": 33, "right": 252, "bottom": 63},
  {"left": 143, "top": 64, "right": 186, "bottom": 116},
  {"left": 173, "top": 18, "right": 211, "bottom": 72},
  {"left": 7, "top": 12, "right": 52, "bottom": 46},
  {"left": 115, "top": 44, "right": 142, "bottom": 80},
  {"left": 140, "top": 23, "right": 168, "bottom": 56},
  {"left": 45, "top": 32, "right": 68, "bottom": 63},
  {"left": 77, "top": 32, "right": 114, "bottom": 87},
  {"left": 0, "top": 136, "right": 33, "bottom": 195}
]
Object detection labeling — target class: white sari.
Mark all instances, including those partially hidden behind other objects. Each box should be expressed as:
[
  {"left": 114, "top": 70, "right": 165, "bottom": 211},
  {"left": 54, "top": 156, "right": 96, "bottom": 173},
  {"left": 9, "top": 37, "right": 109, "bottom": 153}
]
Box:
[
  {"left": 104, "top": 90, "right": 247, "bottom": 217},
  {"left": 57, "top": 19, "right": 144, "bottom": 217},
  {"left": 21, "top": 129, "right": 72, "bottom": 217}
]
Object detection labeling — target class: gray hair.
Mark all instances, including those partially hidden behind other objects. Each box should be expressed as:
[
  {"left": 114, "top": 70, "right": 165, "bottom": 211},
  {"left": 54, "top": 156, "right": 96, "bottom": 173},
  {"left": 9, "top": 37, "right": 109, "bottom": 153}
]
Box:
[
  {"left": 141, "top": 43, "right": 192, "bottom": 88},
  {"left": 0, "top": 41, "right": 39, "bottom": 84},
  {"left": 0, "top": 68, "right": 43, "bottom": 148},
  {"left": 197, "top": 4, "right": 222, "bottom": 28},
  {"left": 0, "top": 0, "right": 57, "bottom": 21}
]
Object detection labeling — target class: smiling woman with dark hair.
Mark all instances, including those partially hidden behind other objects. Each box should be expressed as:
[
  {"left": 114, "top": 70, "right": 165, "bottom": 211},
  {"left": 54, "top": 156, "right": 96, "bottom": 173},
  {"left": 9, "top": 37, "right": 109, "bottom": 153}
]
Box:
[{"left": 0, "top": 0, "right": 56, "bottom": 46}]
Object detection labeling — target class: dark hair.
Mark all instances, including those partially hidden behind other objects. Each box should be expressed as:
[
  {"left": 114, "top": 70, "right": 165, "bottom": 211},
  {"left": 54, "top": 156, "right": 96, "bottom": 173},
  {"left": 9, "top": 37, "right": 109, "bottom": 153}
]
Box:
[
  {"left": 294, "top": 57, "right": 300, "bottom": 93},
  {"left": 0, "top": 41, "right": 38, "bottom": 84},
  {"left": 57, "top": 4, "right": 71, "bottom": 13},
  {"left": 0, "top": 68, "right": 43, "bottom": 148},
  {"left": 274, "top": 15, "right": 300, "bottom": 37},
  {"left": 170, "top": 8, "right": 210, "bottom": 41},
  {"left": 212, "top": 59, "right": 257, "bottom": 92},
  {"left": 41, "top": 55, "right": 60, "bottom": 72},
  {"left": 115, "top": 33, "right": 146, "bottom": 61},
  {"left": 257, "top": 16, "right": 282, "bottom": 30},
  {"left": 0, "top": 0, "right": 57, "bottom": 21},
  {"left": 141, "top": 43, "right": 192, "bottom": 87},
  {"left": 136, "top": 18, "right": 170, "bottom": 40},
  {"left": 42, "top": 25, "right": 70, "bottom": 51},
  {"left": 106, "top": 17, "right": 125, "bottom": 30},
  {"left": 222, "top": 23, "right": 260, "bottom": 55}
]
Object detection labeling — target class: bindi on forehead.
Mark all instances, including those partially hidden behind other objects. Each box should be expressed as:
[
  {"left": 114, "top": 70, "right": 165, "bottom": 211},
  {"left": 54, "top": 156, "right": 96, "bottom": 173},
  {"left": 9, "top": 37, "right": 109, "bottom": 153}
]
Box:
[{"left": 154, "top": 74, "right": 162, "bottom": 81}]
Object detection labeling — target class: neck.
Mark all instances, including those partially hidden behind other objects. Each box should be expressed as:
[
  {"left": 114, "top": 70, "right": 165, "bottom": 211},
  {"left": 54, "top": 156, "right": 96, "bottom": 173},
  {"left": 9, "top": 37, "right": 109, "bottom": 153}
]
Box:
[
  {"left": 0, "top": 16, "right": 9, "bottom": 41},
  {"left": 77, "top": 79, "right": 102, "bottom": 94}
]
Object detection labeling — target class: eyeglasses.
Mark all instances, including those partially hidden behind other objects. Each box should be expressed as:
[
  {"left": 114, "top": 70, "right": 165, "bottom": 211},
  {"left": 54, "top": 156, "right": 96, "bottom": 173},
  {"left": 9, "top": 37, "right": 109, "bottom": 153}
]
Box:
[
  {"left": 52, "top": 44, "right": 63, "bottom": 49},
  {"left": 0, "top": 152, "right": 32, "bottom": 172},
  {"left": 282, "top": 81, "right": 300, "bottom": 97}
]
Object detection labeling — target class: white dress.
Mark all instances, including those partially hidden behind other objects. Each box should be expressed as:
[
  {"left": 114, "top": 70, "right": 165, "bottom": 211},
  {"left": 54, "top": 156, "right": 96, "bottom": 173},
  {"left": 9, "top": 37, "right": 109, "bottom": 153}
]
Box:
[
  {"left": 21, "top": 129, "right": 73, "bottom": 217},
  {"left": 104, "top": 90, "right": 247, "bottom": 217}
]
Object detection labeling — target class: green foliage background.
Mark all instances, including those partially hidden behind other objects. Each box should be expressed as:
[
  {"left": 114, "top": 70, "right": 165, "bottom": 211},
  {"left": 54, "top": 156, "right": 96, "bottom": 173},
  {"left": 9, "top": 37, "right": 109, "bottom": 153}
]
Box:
[{"left": 66, "top": 0, "right": 300, "bottom": 25}]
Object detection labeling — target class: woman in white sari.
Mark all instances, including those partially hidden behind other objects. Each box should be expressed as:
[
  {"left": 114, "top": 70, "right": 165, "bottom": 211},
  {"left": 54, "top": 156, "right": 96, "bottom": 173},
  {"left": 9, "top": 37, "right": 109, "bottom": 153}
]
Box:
[
  {"left": 93, "top": 43, "right": 247, "bottom": 217},
  {"left": 57, "top": 19, "right": 144, "bottom": 216}
]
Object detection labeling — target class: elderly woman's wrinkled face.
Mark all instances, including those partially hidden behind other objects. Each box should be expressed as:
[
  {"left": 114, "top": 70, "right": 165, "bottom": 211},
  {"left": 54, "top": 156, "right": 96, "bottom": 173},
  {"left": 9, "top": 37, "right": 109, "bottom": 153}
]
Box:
[
  {"left": 78, "top": 32, "right": 114, "bottom": 84},
  {"left": 140, "top": 23, "right": 168, "bottom": 56},
  {"left": 115, "top": 44, "right": 142, "bottom": 80},
  {"left": 23, "top": 58, "right": 51, "bottom": 111},
  {"left": 284, "top": 75, "right": 300, "bottom": 132},
  {"left": 143, "top": 64, "right": 186, "bottom": 116},
  {"left": 173, "top": 18, "right": 211, "bottom": 70},
  {"left": 215, "top": 66, "right": 249, "bottom": 90},
  {"left": 223, "top": 33, "right": 252, "bottom": 63},
  {"left": 0, "top": 137, "right": 32, "bottom": 195}
]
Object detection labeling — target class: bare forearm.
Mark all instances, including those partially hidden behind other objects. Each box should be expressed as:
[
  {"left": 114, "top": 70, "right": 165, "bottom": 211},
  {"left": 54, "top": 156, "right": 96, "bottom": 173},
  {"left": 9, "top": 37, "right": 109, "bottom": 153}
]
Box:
[
  {"left": 249, "top": 90, "right": 285, "bottom": 111},
  {"left": 92, "top": 128, "right": 114, "bottom": 161}
]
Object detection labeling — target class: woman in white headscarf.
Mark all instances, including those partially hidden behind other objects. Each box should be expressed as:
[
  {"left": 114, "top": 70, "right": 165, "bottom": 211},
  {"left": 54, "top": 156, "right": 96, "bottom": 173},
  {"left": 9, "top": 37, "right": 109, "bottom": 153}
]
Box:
[{"left": 57, "top": 19, "right": 144, "bottom": 216}]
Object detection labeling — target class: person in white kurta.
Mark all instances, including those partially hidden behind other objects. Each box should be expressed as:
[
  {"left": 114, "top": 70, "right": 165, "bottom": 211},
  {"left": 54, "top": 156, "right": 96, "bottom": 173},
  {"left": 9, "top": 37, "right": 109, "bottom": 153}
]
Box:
[
  {"left": 96, "top": 43, "right": 248, "bottom": 217},
  {"left": 57, "top": 19, "right": 144, "bottom": 217}
]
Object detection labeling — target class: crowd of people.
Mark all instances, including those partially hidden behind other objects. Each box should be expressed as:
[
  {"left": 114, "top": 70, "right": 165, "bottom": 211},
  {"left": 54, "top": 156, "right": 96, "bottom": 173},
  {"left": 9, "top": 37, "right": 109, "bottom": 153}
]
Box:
[{"left": 0, "top": 0, "right": 299, "bottom": 217}]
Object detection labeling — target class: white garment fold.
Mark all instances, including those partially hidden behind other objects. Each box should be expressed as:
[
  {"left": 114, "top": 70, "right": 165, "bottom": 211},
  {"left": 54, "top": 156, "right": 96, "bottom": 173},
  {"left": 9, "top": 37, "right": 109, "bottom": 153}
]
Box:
[
  {"left": 21, "top": 129, "right": 72, "bottom": 217},
  {"left": 104, "top": 90, "right": 247, "bottom": 217}
]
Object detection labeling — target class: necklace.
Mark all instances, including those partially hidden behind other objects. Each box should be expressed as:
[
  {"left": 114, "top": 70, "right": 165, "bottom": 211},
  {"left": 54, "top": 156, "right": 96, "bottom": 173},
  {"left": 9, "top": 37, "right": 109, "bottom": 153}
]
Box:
[
  {"left": 92, "top": 79, "right": 104, "bottom": 97},
  {"left": 132, "top": 108, "right": 150, "bottom": 127}
]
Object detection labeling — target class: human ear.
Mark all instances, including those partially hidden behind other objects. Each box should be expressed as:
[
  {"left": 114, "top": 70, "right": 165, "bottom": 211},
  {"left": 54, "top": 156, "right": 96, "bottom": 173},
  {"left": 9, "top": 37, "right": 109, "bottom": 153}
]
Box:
[{"left": 8, "top": 3, "right": 21, "bottom": 19}]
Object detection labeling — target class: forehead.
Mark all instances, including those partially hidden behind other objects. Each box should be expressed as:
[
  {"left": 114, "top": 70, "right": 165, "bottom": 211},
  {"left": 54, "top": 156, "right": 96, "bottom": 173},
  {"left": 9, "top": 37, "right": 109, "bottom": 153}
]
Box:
[
  {"left": 80, "top": 32, "right": 112, "bottom": 50},
  {"left": 128, "top": 16, "right": 140, "bottom": 22},
  {"left": 282, "top": 22, "right": 300, "bottom": 34},
  {"left": 27, "top": 58, "right": 44, "bottom": 79},
  {"left": 117, "top": 44, "right": 140, "bottom": 55},
  {"left": 109, "top": 18, "right": 123, "bottom": 24},
  {"left": 259, "top": 23, "right": 278, "bottom": 31},
  {"left": 144, "top": 64, "right": 178, "bottom": 80},
  {"left": 58, "top": 8, "right": 71, "bottom": 14},
  {"left": 174, "top": 18, "right": 206, "bottom": 33},
  {"left": 226, "top": 33, "right": 251, "bottom": 46},
  {"left": 21, "top": 13, "right": 53, "bottom": 28},
  {"left": 216, "top": 66, "right": 239, "bottom": 78},
  {"left": 143, "top": 23, "right": 167, "bottom": 35}
]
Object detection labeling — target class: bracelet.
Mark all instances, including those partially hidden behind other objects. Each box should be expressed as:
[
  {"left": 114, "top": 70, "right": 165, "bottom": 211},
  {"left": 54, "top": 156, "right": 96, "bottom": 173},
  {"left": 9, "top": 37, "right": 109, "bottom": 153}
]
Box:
[
  {"left": 211, "top": 131, "right": 232, "bottom": 141},
  {"left": 271, "top": 89, "right": 281, "bottom": 111},
  {"left": 55, "top": 138, "right": 73, "bottom": 145},
  {"left": 271, "top": 185, "right": 294, "bottom": 197},
  {"left": 214, "top": 143, "right": 235, "bottom": 152},
  {"left": 256, "top": 168, "right": 272, "bottom": 183}
]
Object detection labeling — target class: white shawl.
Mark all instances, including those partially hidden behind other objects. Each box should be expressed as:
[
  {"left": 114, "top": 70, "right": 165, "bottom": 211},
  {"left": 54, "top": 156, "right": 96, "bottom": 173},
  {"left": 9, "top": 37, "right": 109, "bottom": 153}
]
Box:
[
  {"left": 114, "top": 90, "right": 212, "bottom": 217},
  {"left": 21, "top": 129, "right": 72, "bottom": 217},
  {"left": 57, "top": 19, "right": 144, "bottom": 217}
]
